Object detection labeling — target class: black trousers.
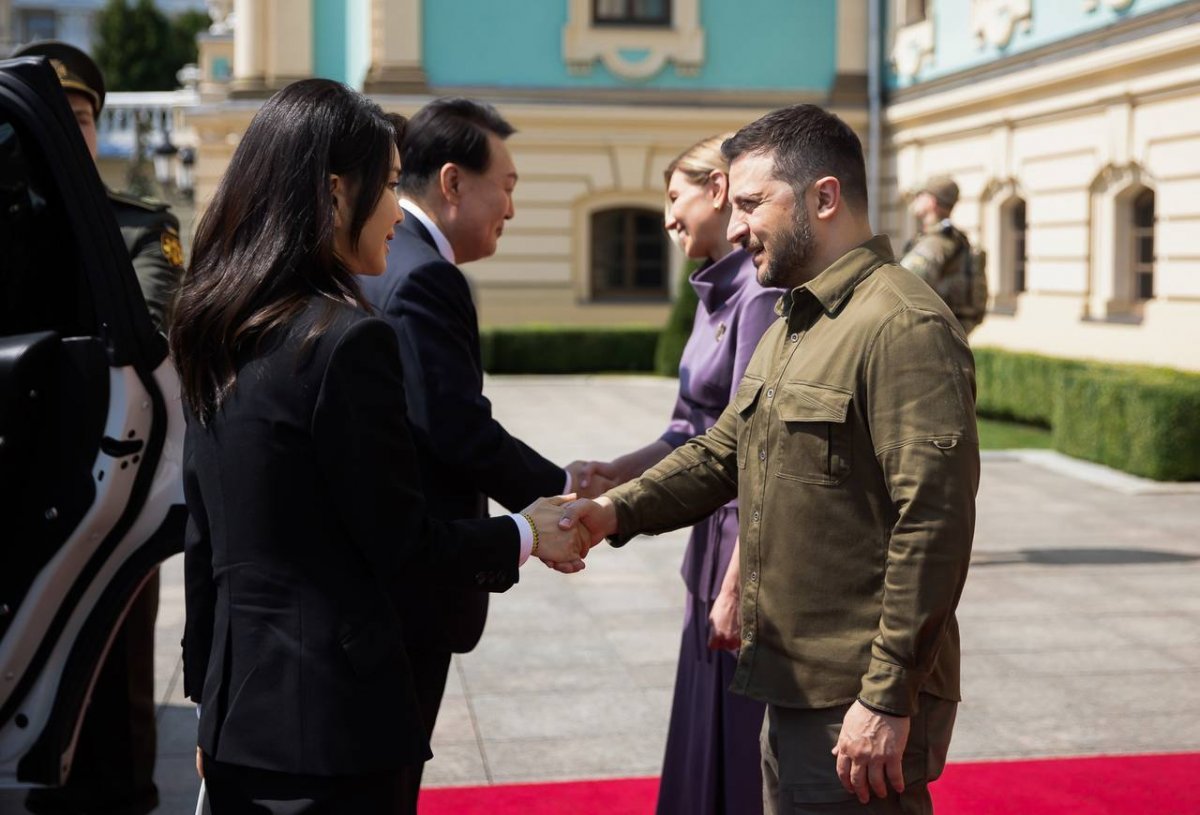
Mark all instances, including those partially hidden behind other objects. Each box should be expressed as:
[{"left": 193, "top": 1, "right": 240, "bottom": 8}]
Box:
[
  {"left": 395, "top": 647, "right": 453, "bottom": 814},
  {"left": 204, "top": 755, "right": 405, "bottom": 814}
]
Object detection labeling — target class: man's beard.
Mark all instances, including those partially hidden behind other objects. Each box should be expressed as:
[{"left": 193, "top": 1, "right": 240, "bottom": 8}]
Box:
[{"left": 752, "top": 204, "right": 814, "bottom": 289}]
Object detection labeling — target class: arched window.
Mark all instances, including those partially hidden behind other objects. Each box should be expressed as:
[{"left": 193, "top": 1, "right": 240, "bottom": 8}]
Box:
[
  {"left": 1131, "top": 188, "right": 1155, "bottom": 301},
  {"left": 590, "top": 207, "right": 669, "bottom": 301}
]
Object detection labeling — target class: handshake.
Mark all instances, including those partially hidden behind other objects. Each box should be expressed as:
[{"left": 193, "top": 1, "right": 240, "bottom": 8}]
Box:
[{"left": 516, "top": 494, "right": 620, "bottom": 574}]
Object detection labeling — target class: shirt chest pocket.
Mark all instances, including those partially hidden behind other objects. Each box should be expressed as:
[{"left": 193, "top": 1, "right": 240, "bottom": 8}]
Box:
[
  {"left": 774, "top": 382, "right": 853, "bottom": 485},
  {"left": 731, "top": 376, "right": 765, "bottom": 470}
]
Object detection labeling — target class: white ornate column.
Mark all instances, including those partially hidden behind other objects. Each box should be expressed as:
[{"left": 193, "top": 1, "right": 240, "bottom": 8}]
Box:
[
  {"left": 363, "top": 0, "right": 427, "bottom": 94},
  {"left": 264, "top": 0, "right": 312, "bottom": 85},
  {"left": 832, "top": 0, "right": 868, "bottom": 105},
  {"left": 231, "top": 0, "right": 266, "bottom": 94}
]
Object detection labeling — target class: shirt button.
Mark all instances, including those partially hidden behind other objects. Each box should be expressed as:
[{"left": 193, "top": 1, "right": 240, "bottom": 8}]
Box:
[
  {"left": 745, "top": 631, "right": 754, "bottom": 643},
  {"left": 752, "top": 510, "right": 760, "bottom": 522},
  {"left": 790, "top": 333, "right": 799, "bottom": 342},
  {"left": 766, "top": 388, "right": 774, "bottom": 399},
  {"left": 749, "top": 570, "right": 758, "bottom": 582},
  {"left": 758, "top": 448, "right": 766, "bottom": 461}
]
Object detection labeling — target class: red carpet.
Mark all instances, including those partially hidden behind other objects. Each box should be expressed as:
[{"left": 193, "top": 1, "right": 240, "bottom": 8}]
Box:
[{"left": 421, "top": 752, "right": 1200, "bottom": 814}]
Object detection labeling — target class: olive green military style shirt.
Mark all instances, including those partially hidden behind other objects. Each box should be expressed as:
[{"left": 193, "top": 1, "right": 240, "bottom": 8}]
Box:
[
  {"left": 109, "top": 189, "right": 185, "bottom": 332},
  {"left": 608, "top": 235, "right": 978, "bottom": 717}
]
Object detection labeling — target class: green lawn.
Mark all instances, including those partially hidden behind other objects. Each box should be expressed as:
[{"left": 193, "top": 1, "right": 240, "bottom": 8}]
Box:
[{"left": 977, "top": 417, "right": 1053, "bottom": 450}]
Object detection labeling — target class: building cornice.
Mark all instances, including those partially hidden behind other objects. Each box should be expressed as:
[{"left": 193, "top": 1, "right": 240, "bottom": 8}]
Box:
[
  {"left": 889, "top": 2, "right": 1200, "bottom": 112},
  {"left": 887, "top": 11, "right": 1200, "bottom": 133}
]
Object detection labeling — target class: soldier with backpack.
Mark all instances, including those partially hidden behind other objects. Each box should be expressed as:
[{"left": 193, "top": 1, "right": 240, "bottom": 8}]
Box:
[{"left": 900, "top": 176, "right": 988, "bottom": 335}]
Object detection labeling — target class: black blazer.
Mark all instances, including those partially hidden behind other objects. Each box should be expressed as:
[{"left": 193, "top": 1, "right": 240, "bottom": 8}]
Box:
[
  {"left": 359, "top": 217, "right": 564, "bottom": 652},
  {"left": 181, "top": 299, "right": 519, "bottom": 776}
]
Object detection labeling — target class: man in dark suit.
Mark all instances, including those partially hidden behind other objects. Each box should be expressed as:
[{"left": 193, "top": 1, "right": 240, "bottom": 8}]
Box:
[{"left": 359, "top": 98, "right": 611, "bottom": 808}]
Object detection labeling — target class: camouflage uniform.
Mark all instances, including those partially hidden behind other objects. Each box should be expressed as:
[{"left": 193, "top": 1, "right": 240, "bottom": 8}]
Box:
[
  {"left": 899, "top": 220, "right": 979, "bottom": 334},
  {"left": 109, "top": 189, "right": 185, "bottom": 331}
]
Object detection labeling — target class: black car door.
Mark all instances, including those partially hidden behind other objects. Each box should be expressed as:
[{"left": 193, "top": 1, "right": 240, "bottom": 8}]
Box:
[{"left": 0, "top": 56, "right": 185, "bottom": 787}]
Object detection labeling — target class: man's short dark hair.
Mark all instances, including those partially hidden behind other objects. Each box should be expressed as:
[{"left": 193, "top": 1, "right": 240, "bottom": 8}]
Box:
[
  {"left": 721, "top": 104, "right": 868, "bottom": 212},
  {"left": 399, "top": 97, "right": 515, "bottom": 195}
]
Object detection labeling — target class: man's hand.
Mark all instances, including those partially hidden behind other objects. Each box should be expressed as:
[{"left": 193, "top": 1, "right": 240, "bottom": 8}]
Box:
[
  {"left": 832, "top": 700, "right": 910, "bottom": 804},
  {"left": 708, "top": 586, "right": 740, "bottom": 652},
  {"left": 566, "top": 460, "right": 621, "bottom": 499},
  {"left": 558, "top": 496, "right": 618, "bottom": 548},
  {"left": 521, "top": 495, "right": 589, "bottom": 573}
]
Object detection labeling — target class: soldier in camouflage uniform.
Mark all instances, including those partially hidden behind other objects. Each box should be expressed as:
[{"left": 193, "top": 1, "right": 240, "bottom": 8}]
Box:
[
  {"left": 13, "top": 40, "right": 184, "bottom": 815},
  {"left": 899, "top": 176, "right": 981, "bottom": 335}
]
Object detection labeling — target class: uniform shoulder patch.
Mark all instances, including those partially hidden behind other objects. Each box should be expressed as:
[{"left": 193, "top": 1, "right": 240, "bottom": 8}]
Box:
[{"left": 160, "top": 230, "right": 184, "bottom": 267}]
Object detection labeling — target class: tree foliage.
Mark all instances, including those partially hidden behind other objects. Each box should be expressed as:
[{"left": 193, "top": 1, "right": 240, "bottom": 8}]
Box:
[{"left": 94, "top": 0, "right": 210, "bottom": 91}]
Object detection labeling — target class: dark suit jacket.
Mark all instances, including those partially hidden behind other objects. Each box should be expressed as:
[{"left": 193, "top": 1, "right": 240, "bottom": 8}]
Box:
[
  {"left": 181, "top": 299, "right": 519, "bottom": 776},
  {"left": 359, "top": 216, "right": 564, "bottom": 652}
]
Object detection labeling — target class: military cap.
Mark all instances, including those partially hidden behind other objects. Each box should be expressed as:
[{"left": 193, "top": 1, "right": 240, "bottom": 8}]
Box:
[
  {"left": 12, "top": 40, "right": 105, "bottom": 116},
  {"left": 920, "top": 175, "right": 959, "bottom": 210}
]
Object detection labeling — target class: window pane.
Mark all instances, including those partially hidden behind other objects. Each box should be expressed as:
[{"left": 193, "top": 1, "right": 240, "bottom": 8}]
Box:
[
  {"left": 591, "top": 208, "right": 667, "bottom": 299},
  {"left": 595, "top": 0, "right": 625, "bottom": 20},
  {"left": 1136, "top": 271, "right": 1154, "bottom": 300},
  {"left": 1137, "top": 235, "right": 1154, "bottom": 264},
  {"left": 632, "top": 0, "right": 669, "bottom": 21},
  {"left": 1133, "top": 191, "right": 1155, "bottom": 227}
]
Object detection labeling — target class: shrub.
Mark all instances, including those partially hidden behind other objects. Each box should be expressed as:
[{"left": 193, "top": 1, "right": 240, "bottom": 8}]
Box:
[
  {"left": 974, "top": 346, "right": 1200, "bottom": 481},
  {"left": 1051, "top": 366, "right": 1200, "bottom": 481},
  {"left": 480, "top": 325, "right": 659, "bottom": 374}
]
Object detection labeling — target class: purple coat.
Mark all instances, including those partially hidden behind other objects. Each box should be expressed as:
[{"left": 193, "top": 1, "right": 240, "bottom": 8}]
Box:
[{"left": 659, "top": 248, "right": 782, "bottom": 603}]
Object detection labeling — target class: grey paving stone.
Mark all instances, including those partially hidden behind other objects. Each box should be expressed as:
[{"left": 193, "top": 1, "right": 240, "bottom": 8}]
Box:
[
  {"left": 423, "top": 741, "right": 489, "bottom": 787},
  {"left": 430, "top": 692, "right": 478, "bottom": 747},
  {"left": 469, "top": 688, "right": 664, "bottom": 742}
]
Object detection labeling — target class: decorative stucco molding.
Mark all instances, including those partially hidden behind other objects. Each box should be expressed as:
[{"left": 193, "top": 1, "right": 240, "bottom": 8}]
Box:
[
  {"left": 562, "top": 0, "right": 704, "bottom": 80},
  {"left": 1083, "top": 0, "right": 1135, "bottom": 10},
  {"left": 891, "top": 19, "right": 934, "bottom": 80},
  {"left": 971, "top": 0, "right": 1033, "bottom": 50}
]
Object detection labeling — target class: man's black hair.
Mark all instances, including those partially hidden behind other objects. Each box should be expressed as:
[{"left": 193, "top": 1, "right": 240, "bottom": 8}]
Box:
[
  {"left": 399, "top": 97, "right": 515, "bottom": 195},
  {"left": 721, "top": 104, "right": 868, "bottom": 212}
]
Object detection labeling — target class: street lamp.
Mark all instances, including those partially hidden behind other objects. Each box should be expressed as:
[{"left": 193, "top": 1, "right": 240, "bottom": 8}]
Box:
[
  {"left": 177, "top": 146, "right": 196, "bottom": 201},
  {"left": 152, "top": 137, "right": 179, "bottom": 189}
]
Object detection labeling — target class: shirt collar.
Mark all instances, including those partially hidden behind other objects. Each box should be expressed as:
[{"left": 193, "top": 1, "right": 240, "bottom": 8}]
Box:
[
  {"left": 780, "top": 234, "right": 894, "bottom": 319},
  {"left": 400, "top": 199, "right": 455, "bottom": 264}
]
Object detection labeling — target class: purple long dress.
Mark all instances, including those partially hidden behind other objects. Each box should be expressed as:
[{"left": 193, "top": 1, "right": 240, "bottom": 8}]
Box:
[{"left": 655, "top": 248, "right": 781, "bottom": 815}]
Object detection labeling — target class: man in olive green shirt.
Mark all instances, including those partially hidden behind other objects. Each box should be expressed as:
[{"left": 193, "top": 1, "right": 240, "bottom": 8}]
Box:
[{"left": 563, "top": 105, "right": 978, "bottom": 814}]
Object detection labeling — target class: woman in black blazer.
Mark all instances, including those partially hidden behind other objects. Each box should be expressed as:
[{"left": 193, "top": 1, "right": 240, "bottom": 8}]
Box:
[{"left": 169, "top": 79, "right": 586, "bottom": 813}]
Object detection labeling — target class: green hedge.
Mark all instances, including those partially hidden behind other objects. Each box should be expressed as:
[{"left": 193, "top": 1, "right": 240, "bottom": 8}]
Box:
[
  {"left": 476, "top": 331, "right": 1200, "bottom": 482},
  {"left": 975, "top": 348, "right": 1200, "bottom": 481},
  {"left": 480, "top": 325, "right": 659, "bottom": 374}
]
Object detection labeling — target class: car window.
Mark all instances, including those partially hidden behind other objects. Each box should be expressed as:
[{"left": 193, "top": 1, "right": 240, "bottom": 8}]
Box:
[{"left": 0, "top": 114, "right": 94, "bottom": 338}]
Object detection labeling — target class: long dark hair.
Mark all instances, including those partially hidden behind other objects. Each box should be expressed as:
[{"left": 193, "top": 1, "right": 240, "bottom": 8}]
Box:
[{"left": 170, "top": 79, "right": 395, "bottom": 424}]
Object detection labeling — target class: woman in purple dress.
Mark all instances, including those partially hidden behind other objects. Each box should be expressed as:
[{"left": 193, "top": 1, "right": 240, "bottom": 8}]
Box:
[{"left": 583, "top": 135, "right": 782, "bottom": 814}]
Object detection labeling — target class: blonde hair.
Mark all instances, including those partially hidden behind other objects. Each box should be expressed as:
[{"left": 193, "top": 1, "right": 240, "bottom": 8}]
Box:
[{"left": 663, "top": 133, "right": 735, "bottom": 188}]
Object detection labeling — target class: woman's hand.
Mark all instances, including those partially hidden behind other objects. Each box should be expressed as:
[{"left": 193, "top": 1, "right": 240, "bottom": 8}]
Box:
[
  {"left": 565, "top": 460, "right": 621, "bottom": 499},
  {"left": 708, "top": 586, "right": 741, "bottom": 652}
]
